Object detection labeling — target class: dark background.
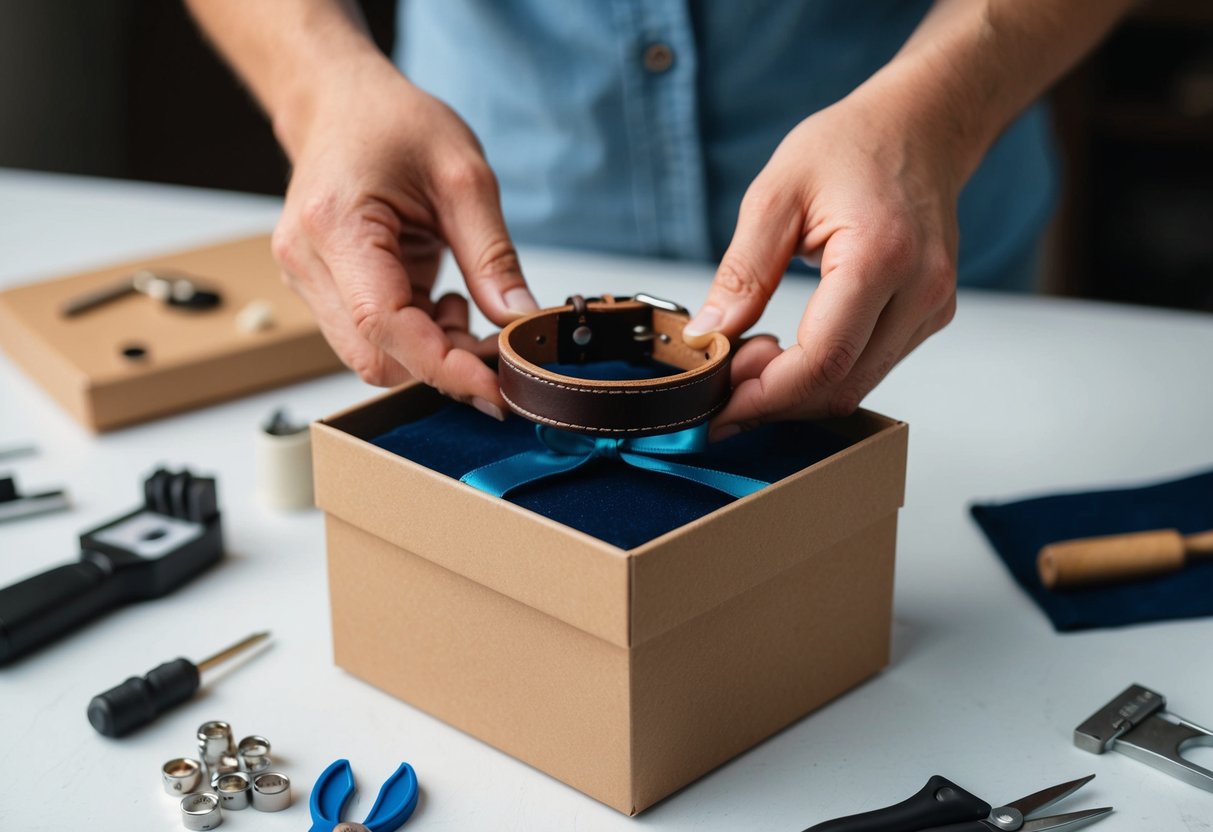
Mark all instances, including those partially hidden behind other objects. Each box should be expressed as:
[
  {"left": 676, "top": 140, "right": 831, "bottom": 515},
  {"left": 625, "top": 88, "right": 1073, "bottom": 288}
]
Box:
[{"left": 1, "top": 1, "right": 1210, "bottom": 312}]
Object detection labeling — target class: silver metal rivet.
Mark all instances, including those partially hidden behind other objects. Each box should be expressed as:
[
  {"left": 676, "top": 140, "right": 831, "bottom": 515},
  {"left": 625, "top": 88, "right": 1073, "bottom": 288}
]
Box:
[
  {"left": 209, "top": 754, "right": 239, "bottom": 784},
  {"left": 572, "top": 325, "right": 592, "bottom": 346},
  {"left": 197, "top": 721, "right": 234, "bottom": 764},
  {"left": 236, "top": 735, "right": 271, "bottom": 772},
  {"left": 163, "top": 758, "right": 202, "bottom": 796},
  {"left": 237, "top": 735, "right": 269, "bottom": 757},
  {"left": 180, "top": 792, "right": 223, "bottom": 830},
  {"left": 215, "top": 771, "right": 252, "bottom": 811},
  {"left": 251, "top": 771, "right": 291, "bottom": 812}
]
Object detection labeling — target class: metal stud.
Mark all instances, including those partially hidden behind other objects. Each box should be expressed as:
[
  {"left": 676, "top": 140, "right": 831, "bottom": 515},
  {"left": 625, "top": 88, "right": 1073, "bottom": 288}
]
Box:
[{"left": 632, "top": 325, "right": 669, "bottom": 343}]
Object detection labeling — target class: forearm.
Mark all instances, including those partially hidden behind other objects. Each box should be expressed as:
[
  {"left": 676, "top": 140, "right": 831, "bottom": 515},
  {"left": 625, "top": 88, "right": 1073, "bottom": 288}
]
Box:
[
  {"left": 863, "top": 0, "right": 1137, "bottom": 186},
  {"left": 184, "top": 0, "right": 394, "bottom": 158}
]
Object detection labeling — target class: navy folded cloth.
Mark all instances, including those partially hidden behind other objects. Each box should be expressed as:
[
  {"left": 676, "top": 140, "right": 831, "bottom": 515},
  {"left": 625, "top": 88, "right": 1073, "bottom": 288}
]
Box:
[
  {"left": 371, "top": 360, "right": 852, "bottom": 550},
  {"left": 971, "top": 468, "right": 1213, "bottom": 632}
]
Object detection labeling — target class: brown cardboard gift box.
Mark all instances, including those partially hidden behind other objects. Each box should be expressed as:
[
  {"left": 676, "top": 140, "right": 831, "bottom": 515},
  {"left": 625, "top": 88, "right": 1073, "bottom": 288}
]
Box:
[{"left": 313, "top": 381, "right": 908, "bottom": 816}]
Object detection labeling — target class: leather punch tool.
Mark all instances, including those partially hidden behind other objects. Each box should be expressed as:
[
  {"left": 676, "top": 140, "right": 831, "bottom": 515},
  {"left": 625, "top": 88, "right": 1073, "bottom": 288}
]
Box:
[
  {"left": 498, "top": 293, "right": 733, "bottom": 437},
  {"left": 0, "top": 468, "right": 222, "bottom": 665},
  {"left": 1076, "top": 683, "right": 1213, "bottom": 792},
  {"left": 802, "top": 773, "right": 1112, "bottom": 832}
]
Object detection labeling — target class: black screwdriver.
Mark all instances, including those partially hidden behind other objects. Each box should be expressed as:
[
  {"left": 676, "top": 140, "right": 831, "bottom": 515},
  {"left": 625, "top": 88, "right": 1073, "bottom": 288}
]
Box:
[{"left": 87, "top": 631, "right": 269, "bottom": 737}]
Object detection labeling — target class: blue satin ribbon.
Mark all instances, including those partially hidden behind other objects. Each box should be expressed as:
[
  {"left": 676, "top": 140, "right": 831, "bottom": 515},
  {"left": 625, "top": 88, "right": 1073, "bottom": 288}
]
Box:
[{"left": 460, "top": 422, "right": 769, "bottom": 499}]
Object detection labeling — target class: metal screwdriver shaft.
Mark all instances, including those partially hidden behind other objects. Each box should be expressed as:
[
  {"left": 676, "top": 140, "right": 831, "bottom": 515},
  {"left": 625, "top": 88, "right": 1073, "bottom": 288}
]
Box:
[
  {"left": 87, "top": 631, "right": 270, "bottom": 738},
  {"left": 196, "top": 631, "right": 270, "bottom": 672}
]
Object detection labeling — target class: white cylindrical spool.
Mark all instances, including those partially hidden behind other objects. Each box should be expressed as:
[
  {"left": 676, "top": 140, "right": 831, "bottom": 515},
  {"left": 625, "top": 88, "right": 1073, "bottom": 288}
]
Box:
[{"left": 255, "top": 420, "right": 314, "bottom": 511}]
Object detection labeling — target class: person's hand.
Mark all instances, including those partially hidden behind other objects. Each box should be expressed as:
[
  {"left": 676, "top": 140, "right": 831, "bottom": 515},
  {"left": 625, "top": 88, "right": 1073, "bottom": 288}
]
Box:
[
  {"left": 271, "top": 56, "right": 537, "bottom": 419},
  {"left": 684, "top": 78, "right": 962, "bottom": 439}
]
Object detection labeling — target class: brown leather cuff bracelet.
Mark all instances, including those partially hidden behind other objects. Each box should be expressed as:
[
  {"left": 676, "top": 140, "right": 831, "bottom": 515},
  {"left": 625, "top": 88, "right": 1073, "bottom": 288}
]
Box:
[{"left": 498, "top": 293, "right": 732, "bottom": 437}]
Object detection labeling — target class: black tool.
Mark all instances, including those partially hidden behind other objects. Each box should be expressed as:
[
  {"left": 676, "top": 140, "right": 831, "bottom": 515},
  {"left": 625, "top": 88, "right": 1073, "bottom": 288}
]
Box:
[
  {"left": 802, "top": 774, "right": 1112, "bottom": 832},
  {"left": 264, "top": 408, "right": 306, "bottom": 437},
  {"left": 0, "top": 474, "right": 70, "bottom": 524},
  {"left": 0, "top": 443, "right": 38, "bottom": 462},
  {"left": 61, "top": 269, "right": 222, "bottom": 317},
  {"left": 0, "top": 468, "right": 223, "bottom": 665},
  {"left": 88, "top": 631, "right": 269, "bottom": 737}
]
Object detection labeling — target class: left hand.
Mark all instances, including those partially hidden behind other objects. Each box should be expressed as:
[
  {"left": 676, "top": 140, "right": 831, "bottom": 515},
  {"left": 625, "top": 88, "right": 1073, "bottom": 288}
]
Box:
[{"left": 684, "top": 78, "right": 963, "bottom": 439}]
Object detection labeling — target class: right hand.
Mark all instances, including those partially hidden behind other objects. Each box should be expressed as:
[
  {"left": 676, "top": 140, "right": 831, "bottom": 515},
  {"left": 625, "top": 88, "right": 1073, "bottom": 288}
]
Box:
[{"left": 271, "top": 55, "right": 537, "bottom": 419}]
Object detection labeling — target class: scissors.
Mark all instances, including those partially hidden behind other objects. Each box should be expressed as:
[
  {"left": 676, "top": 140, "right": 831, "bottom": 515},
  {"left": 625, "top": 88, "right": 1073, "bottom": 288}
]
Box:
[
  {"left": 802, "top": 774, "right": 1112, "bottom": 832},
  {"left": 308, "top": 759, "right": 419, "bottom": 832}
]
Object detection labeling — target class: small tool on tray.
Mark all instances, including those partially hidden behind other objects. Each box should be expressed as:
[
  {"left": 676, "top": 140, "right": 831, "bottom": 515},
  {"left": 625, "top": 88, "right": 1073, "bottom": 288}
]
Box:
[
  {"left": 0, "top": 443, "right": 38, "bottom": 462},
  {"left": 61, "top": 269, "right": 222, "bottom": 317},
  {"left": 309, "top": 758, "right": 419, "bottom": 832},
  {"left": 0, "top": 474, "right": 69, "bottom": 524},
  {"left": 801, "top": 774, "right": 1111, "bottom": 832},
  {"left": 0, "top": 468, "right": 223, "bottom": 665},
  {"left": 1075, "top": 683, "right": 1213, "bottom": 792},
  {"left": 1037, "top": 527, "right": 1213, "bottom": 589},
  {"left": 87, "top": 631, "right": 269, "bottom": 737}
]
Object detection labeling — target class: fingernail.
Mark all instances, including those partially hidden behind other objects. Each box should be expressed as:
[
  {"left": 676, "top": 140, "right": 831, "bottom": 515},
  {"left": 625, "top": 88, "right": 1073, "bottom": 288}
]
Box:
[
  {"left": 710, "top": 424, "right": 741, "bottom": 442},
  {"left": 503, "top": 287, "right": 539, "bottom": 315},
  {"left": 683, "top": 305, "right": 722, "bottom": 337},
  {"left": 472, "top": 397, "right": 506, "bottom": 421}
]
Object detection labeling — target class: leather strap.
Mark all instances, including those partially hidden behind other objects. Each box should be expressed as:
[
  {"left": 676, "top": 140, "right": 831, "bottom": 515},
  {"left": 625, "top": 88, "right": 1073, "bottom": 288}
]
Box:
[{"left": 498, "top": 295, "right": 732, "bottom": 437}]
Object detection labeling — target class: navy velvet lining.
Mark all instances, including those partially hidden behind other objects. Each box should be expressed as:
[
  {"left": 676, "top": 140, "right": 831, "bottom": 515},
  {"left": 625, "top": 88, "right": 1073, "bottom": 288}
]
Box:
[
  {"left": 971, "top": 468, "right": 1213, "bottom": 632},
  {"left": 371, "top": 360, "right": 853, "bottom": 549}
]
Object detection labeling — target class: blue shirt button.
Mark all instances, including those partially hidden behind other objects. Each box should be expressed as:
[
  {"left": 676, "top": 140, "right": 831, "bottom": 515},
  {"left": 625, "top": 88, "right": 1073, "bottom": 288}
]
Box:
[{"left": 643, "top": 42, "right": 675, "bottom": 74}]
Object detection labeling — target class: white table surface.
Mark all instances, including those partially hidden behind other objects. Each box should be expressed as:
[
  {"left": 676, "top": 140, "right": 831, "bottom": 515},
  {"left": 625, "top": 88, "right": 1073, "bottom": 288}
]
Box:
[{"left": 2, "top": 169, "right": 1212, "bottom": 831}]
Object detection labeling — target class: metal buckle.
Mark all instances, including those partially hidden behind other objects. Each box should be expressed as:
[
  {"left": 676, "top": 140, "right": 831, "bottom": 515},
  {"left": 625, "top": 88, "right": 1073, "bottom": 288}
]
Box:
[
  {"left": 575, "top": 293, "right": 689, "bottom": 316},
  {"left": 567, "top": 293, "right": 687, "bottom": 344},
  {"left": 630, "top": 293, "right": 685, "bottom": 342},
  {"left": 632, "top": 292, "right": 688, "bottom": 315}
]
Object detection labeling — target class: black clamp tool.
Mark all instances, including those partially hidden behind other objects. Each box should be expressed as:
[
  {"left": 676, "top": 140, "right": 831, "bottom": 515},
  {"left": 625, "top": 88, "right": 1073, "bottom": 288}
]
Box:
[
  {"left": 0, "top": 474, "right": 70, "bottom": 524},
  {"left": 802, "top": 774, "right": 1111, "bottom": 832},
  {"left": 0, "top": 468, "right": 223, "bottom": 665}
]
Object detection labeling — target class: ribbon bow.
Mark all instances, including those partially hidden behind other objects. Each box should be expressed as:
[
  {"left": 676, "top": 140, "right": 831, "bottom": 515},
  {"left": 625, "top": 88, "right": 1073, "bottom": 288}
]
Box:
[{"left": 460, "top": 422, "right": 768, "bottom": 499}]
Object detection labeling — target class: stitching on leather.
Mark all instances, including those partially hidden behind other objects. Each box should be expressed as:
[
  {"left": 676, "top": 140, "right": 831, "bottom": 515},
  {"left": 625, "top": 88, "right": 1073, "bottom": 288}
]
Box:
[
  {"left": 501, "top": 356, "right": 726, "bottom": 395},
  {"left": 500, "top": 390, "right": 725, "bottom": 434}
]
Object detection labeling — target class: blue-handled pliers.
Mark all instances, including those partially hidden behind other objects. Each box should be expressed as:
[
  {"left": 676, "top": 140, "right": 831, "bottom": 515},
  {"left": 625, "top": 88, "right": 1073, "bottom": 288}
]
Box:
[{"left": 308, "top": 759, "right": 419, "bottom": 832}]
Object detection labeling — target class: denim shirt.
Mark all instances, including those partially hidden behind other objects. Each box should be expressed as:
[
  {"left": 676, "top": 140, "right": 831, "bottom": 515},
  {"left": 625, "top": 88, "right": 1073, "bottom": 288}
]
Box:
[{"left": 397, "top": 0, "right": 1057, "bottom": 289}]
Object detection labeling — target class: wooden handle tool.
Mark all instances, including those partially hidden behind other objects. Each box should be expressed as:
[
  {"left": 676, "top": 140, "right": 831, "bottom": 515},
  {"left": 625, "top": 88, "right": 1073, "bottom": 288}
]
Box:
[{"left": 1037, "top": 528, "right": 1213, "bottom": 589}]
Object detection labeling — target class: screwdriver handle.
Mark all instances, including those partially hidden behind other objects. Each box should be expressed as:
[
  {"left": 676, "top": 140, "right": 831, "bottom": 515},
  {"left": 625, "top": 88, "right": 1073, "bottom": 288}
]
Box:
[
  {"left": 87, "top": 658, "right": 200, "bottom": 737},
  {"left": 0, "top": 559, "right": 123, "bottom": 665}
]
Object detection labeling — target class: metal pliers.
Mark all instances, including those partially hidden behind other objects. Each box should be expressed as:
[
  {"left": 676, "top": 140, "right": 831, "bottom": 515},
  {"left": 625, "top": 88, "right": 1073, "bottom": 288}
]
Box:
[
  {"left": 803, "top": 774, "right": 1112, "bottom": 832},
  {"left": 308, "top": 759, "right": 419, "bottom": 832}
]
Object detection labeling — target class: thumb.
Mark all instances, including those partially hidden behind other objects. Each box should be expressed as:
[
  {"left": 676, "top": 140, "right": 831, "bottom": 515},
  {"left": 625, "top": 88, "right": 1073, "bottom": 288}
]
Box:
[
  {"left": 683, "top": 184, "right": 801, "bottom": 348},
  {"left": 439, "top": 162, "right": 539, "bottom": 325}
]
